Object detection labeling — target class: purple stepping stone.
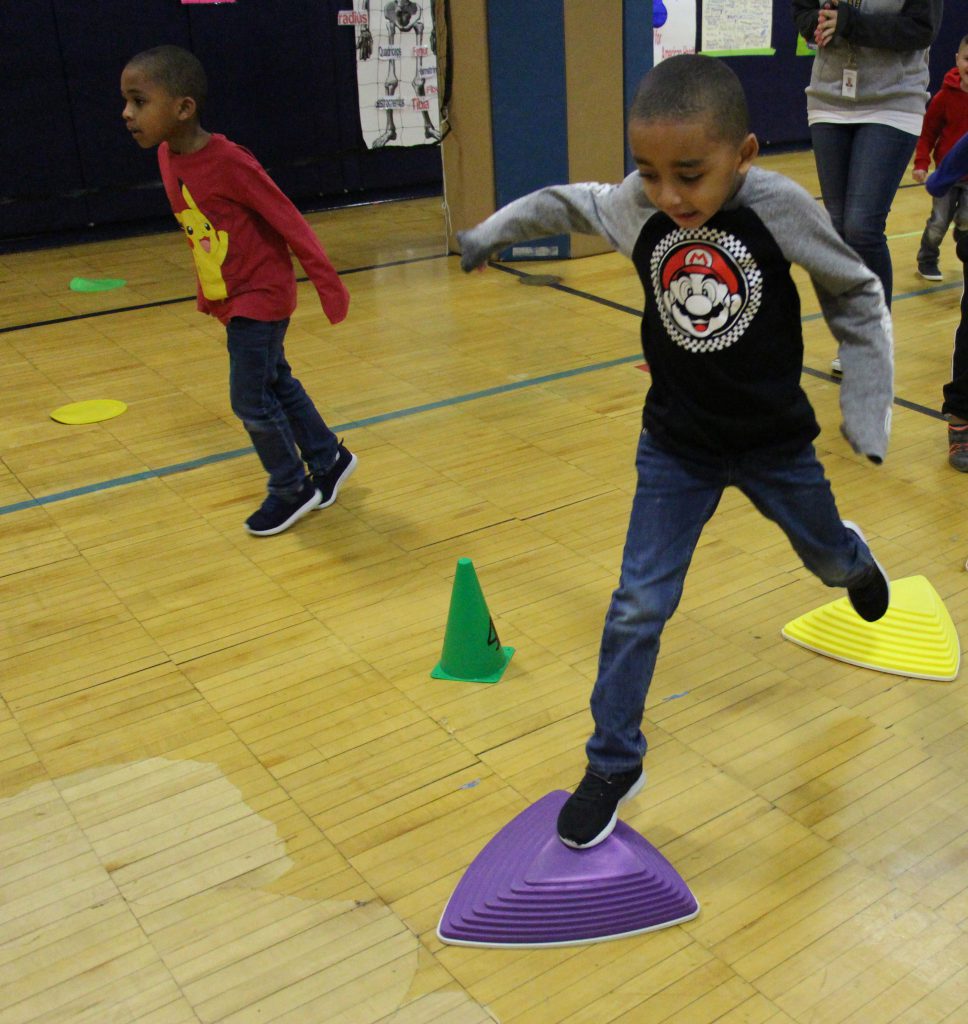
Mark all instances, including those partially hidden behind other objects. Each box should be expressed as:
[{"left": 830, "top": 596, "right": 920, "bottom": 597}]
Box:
[{"left": 438, "top": 790, "right": 700, "bottom": 947}]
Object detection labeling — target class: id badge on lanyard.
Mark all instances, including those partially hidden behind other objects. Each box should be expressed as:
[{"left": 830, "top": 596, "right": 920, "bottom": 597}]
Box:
[{"left": 842, "top": 45, "right": 858, "bottom": 99}]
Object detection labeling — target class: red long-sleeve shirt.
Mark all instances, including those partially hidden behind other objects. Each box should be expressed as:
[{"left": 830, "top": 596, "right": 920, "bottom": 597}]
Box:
[
  {"left": 158, "top": 134, "right": 349, "bottom": 325},
  {"left": 914, "top": 67, "right": 968, "bottom": 174}
]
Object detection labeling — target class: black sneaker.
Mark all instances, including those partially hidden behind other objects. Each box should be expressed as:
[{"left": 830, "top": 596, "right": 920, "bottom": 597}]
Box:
[
  {"left": 842, "top": 520, "right": 890, "bottom": 622},
  {"left": 917, "top": 261, "right": 943, "bottom": 282},
  {"left": 313, "top": 440, "right": 357, "bottom": 509},
  {"left": 948, "top": 422, "right": 968, "bottom": 472},
  {"left": 245, "top": 479, "right": 321, "bottom": 536},
  {"left": 556, "top": 766, "right": 645, "bottom": 849}
]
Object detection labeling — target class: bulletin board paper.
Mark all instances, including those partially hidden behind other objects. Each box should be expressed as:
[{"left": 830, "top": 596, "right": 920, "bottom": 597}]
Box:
[
  {"left": 654, "top": 0, "right": 697, "bottom": 65},
  {"left": 701, "top": 0, "right": 775, "bottom": 56}
]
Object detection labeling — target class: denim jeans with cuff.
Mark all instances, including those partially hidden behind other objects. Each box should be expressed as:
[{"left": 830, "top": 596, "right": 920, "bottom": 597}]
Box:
[
  {"left": 227, "top": 316, "right": 339, "bottom": 500},
  {"left": 585, "top": 431, "right": 881, "bottom": 775},
  {"left": 917, "top": 183, "right": 968, "bottom": 266}
]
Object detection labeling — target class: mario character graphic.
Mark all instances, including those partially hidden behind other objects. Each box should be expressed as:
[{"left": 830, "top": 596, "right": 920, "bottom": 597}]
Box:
[
  {"left": 658, "top": 240, "right": 753, "bottom": 352},
  {"left": 174, "top": 181, "right": 229, "bottom": 301}
]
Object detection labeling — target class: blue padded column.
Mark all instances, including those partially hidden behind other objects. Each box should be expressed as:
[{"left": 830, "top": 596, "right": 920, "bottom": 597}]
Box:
[
  {"left": 487, "top": 0, "right": 569, "bottom": 260},
  {"left": 623, "top": 0, "right": 653, "bottom": 175}
]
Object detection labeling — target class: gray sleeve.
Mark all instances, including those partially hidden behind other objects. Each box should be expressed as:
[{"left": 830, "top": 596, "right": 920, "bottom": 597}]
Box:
[
  {"left": 745, "top": 171, "right": 894, "bottom": 463},
  {"left": 457, "top": 172, "right": 652, "bottom": 270}
]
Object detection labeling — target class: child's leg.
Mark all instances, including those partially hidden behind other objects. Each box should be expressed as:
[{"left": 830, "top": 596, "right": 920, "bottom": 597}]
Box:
[
  {"left": 917, "top": 192, "right": 958, "bottom": 271},
  {"left": 951, "top": 183, "right": 968, "bottom": 243},
  {"left": 227, "top": 317, "right": 310, "bottom": 498},
  {"left": 262, "top": 332, "right": 341, "bottom": 476},
  {"left": 585, "top": 433, "right": 725, "bottom": 775},
  {"left": 738, "top": 444, "right": 885, "bottom": 602}
]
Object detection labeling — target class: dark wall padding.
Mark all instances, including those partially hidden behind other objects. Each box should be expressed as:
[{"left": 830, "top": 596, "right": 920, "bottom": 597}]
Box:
[{"left": 1, "top": 0, "right": 442, "bottom": 245}]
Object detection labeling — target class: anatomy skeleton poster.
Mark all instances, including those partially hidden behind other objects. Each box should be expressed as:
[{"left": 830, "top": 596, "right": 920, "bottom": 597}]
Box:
[{"left": 340, "top": 1, "right": 442, "bottom": 149}]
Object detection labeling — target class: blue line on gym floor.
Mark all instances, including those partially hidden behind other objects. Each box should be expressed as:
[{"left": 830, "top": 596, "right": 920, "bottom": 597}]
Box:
[{"left": 0, "top": 259, "right": 954, "bottom": 517}]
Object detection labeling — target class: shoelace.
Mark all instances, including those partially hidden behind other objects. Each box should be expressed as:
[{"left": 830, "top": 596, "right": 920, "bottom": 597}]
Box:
[{"left": 949, "top": 424, "right": 968, "bottom": 454}]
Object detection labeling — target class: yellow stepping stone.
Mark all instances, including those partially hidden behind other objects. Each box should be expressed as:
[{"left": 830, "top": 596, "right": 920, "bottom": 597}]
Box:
[{"left": 782, "top": 575, "right": 960, "bottom": 681}]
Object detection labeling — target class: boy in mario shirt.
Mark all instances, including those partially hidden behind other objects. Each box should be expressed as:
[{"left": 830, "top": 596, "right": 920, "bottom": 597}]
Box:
[
  {"left": 122, "top": 45, "right": 356, "bottom": 536},
  {"left": 912, "top": 34, "right": 968, "bottom": 282},
  {"left": 459, "top": 55, "right": 894, "bottom": 851}
]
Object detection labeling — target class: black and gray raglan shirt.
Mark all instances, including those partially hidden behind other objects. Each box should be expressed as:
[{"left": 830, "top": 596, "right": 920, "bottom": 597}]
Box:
[{"left": 459, "top": 167, "right": 894, "bottom": 463}]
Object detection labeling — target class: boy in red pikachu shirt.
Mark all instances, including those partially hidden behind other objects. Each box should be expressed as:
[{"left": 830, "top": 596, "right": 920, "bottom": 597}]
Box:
[{"left": 122, "top": 45, "right": 357, "bottom": 536}]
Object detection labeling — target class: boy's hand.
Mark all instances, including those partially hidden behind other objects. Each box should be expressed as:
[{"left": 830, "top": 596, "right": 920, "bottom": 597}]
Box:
[
  {"left": 457, "top": 228, "right": 492, "bottom": 273},
  {"left": 912, "top": 169, "right": 928, "bottom": 184},
  {"left": 840, "top": 424, "right": 884, "bottom": 465},
  {"left": 321, "top": 282, "right": 350, "bottom": 325}
]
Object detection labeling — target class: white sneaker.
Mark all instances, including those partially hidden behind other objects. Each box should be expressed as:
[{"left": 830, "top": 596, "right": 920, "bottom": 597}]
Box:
[{"left": 830, "top": 357, "right": 842, "bottom": 377}]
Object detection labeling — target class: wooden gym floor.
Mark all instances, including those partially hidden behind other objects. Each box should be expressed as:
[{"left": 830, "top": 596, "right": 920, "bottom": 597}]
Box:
[{"left": 1, "top": 149, "right": 966, "bottom": 1023}]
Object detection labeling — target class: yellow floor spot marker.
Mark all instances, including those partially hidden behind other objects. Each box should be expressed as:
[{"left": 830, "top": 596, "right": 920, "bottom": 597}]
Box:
[
  {"left": 782, "top": 575, "right": 960, "bottom": 681},
  {"left": 50, "top": 399, "right": 127, "bottom": 424}
]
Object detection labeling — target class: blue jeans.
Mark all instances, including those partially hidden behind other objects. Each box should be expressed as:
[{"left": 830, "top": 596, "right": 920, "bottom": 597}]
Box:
[
  {"left": 917, "top": 183, "right": 968, "bottom": 265},
  {"left": 810, "top": 122, "right": 918, "bottom": 306},
  {"left": 226, "top": 317, "right": 339, "bottom": 500},
  {"left": 585, "top": 432, "right": 880, "bottom": 774}
]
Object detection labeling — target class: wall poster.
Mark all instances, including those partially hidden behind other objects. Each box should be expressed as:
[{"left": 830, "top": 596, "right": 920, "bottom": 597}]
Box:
[
  {"left": 653, "top": 0, "right": 697, "bottom": 65},
  {"left": 339, "top": 1, "right": 443, "bottom": 149}
]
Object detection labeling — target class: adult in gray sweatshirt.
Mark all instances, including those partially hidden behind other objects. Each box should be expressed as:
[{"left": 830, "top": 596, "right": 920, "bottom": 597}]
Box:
[{"left": 791, "top": 0, "right": 941, "bottom": 322}]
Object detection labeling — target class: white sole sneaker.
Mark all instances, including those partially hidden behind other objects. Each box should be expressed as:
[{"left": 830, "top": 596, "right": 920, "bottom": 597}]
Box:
[
  {"left": 842, "top": 520, "right": 890, "bottom": 621},
  {"left": 558, "top": 771, "right": 647, "bottom": 850},
  {"left": 245, "top": 488, "right": 322, "bottom": 536},
  {"left": 318, "top": 452, "right": 357, "bottom": 509}
]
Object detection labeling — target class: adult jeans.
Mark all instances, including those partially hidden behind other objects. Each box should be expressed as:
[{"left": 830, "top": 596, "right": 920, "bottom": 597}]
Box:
[
  {"left": 917, "top": 183, "right": 968, "bottom": 266},
  {"left": 810, "top": 122, "right": 918, "bottom": 306},
  {"left": 944, "top": 234, "right": 968, "bottom": 419},
  {"left": 585, "top": 431, "right": 880, "bottom": 774},
  {"left": 226, "top": 317, "right": 339, "bottom": 499}
]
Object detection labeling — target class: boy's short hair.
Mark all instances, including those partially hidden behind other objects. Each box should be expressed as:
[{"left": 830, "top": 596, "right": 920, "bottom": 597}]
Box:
[
  {"left": 629, "top": 54, "right": 750, "bottom": 145},
  {"left": 960, "top": 34, "right": 968, "bottom": 50},
  {"left": 127, "top": 45, "right": 208, "bottom": 110}
]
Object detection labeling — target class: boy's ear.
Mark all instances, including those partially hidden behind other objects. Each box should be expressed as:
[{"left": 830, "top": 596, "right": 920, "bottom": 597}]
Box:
[
  {"left": 175, "top": 95, "right": 198, "bottom": 122},
  {"left": 738, "top": 132, "right": 759, "bottom": 171}
]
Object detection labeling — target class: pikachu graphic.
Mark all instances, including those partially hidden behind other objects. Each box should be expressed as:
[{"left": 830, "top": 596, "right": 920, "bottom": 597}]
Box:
[{"left": 175, "top": 181, "right": 229, "bottom": 301}]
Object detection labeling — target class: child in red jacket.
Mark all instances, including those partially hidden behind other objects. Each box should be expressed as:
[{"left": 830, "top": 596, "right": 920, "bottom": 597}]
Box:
[
  {"left": 913, "top": 35, "right": 968, "bottom": 281},
  {"left": 121, "top": 46, "right": 357, "bottom": 536}
]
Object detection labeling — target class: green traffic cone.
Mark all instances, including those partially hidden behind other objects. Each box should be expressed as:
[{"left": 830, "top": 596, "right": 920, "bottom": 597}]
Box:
[{"left": 431, "top": 558, "right": 514, "bottom": 683}]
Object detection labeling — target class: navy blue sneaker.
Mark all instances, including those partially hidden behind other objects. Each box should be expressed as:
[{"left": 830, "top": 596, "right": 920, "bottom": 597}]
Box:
[
  {"left": 842, "top": 520, "right": 890, "bottom": 622},
  {"left": 245, "top": 479, "right": 321, "bottom": 536},
  {"left": 313, "top": 441, "right": 357, "bottom": 509},
  {"left": 557, "top": 766, "right": 645, "bottom": 849}
]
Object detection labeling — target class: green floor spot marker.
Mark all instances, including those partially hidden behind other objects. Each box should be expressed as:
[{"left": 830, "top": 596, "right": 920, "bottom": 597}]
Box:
[{"left": 69, "top": 277, "right": 126, "bottom": 292}]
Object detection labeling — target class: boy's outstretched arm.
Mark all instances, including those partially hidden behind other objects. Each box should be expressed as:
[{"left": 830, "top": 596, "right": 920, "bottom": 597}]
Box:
[
  {"left": 457, "top": 173, "right": 649, "bottom": 272},
  {"left": 926, "top": 132, "right": 968, "bottom": 197},
  {"left": 756, "top": 174, "right": 893, "bottom": 463}
]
